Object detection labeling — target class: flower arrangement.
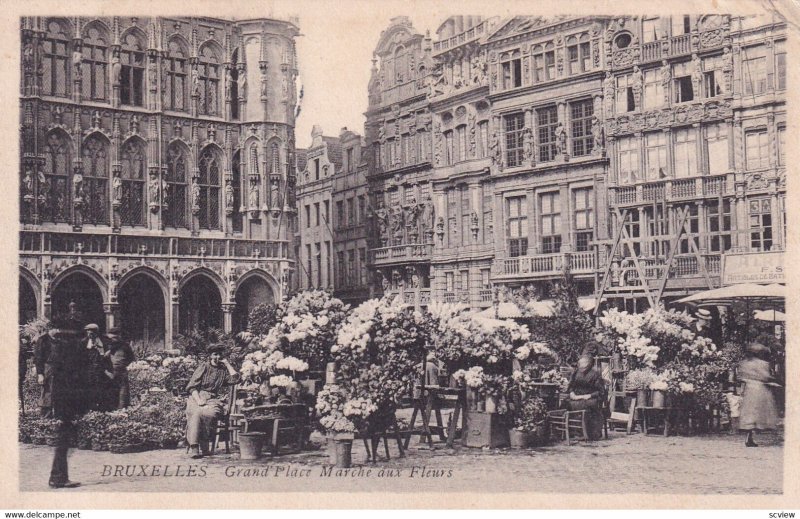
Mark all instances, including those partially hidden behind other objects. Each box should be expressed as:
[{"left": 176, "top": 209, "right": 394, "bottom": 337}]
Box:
[
  {"left": 453, "top": 366, "right": 485, "bottom": 388},
  {"left": 275, "top": 356, "right": 309, "bottom": 373},
  {"left": 514, "top": 345, "right": 531, "bottom": 361},
  {"left": 539, "top": 368, "right": 570, "bottom": 392},
  {"left": 649, "top": 380, "right": 668, "bottom": 391},
  {"left": 316, "top": 384, "right": 358, "bottom": 433},
  {"left": 625, "top": 368, "right": 657, "bottom": 391},
  {"left": 269, "top": 375, "right": 295, "bottom": 388},
  {"left": 513, "top": 397, "right": 549, "bottom": 433}
]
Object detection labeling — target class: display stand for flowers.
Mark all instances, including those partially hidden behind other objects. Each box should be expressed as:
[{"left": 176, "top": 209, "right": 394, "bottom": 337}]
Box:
[
  {"left": 403, "top": 386, "right": 467, "bottom": 449},
  {"left": 463, "top": 389, "right": 509, "bottom": 449}
]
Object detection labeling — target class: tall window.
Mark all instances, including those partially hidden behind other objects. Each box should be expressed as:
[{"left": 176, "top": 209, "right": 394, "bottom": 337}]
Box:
[
  {"left": 337, "top": 251, "right": 345, "bottom": 287},
  {"left": 315, "top": 202, "right": 321, "bottom": 226},
  {"left": 567, "top": 34, "right": 591, "bottom": 75},
  {"left": 347, "top": 250, "right": 355, "bottom": 288},
  {"left": 394, "top": 46, "right": 406, "bottom": 84},
  {"left": 616, "top": 74, "right": 635, "bottom": 113},
  {"left": 537, "top": 106, "right": 558, "bottom": 162},
  {"left": 305, "top": 205, "right": 311, "bottom": 228},
  {"left": 673, "top": 61, "right": 694, "bottom": 103},
  {"left": 778, "top": 125, "right": 786, "bottom": 166},
  {"left": 703, "top": 55, "right": 723, "bottom": 98},
  {"left": 315, "top": 243, "right": 322, "bottom": 287},
  {"left": 504, "top": 113, "right": 525, "bottom": 167},
  {"left": 165, "top": 143, "right": 189, "bottom": 228},
  {"left": 644, "top": 204, "right": 669, "bottom": 257},
  {"left": 674, "top": 127, "right": 698, "bottom": 178},
  {"left": 623, "top": 211, "right": 641, "bottom": 257},
  {"left": 270, "top": 141, "right": 281, "bottom": 174},
  {"left": 198, "top": 46, "right": 221, "bottom": 116},
  {"left": 570, "top": 100, "right": 593, "bottom": 157},
  {"left": 444, "top": 130, "right": 453, "bottom": 166},
  {"left": 775, "top": 40, "right": 786, "bottom": 91},
  {"left": 678, "top": 204, "right": 699, "bottom": 254},
  {"left": 501, "top": 51, "right": 522, "bottom": 89},
  {"left": 120, "top": 139, "right": 145, "bottom": 226},
  {"left": 644, "top": 68, "right": 664, "bottom": 109},
  {"left": 81, "top": 135, "right": 109, "bottom": 225},
  {"left": 482, "top": 184, "right": 493, "bottom": 244},
  {"left": 164, "top": 39, "right": 188, "bottom": 111},
  {"left": 645, "top": 132, "right": 668, "bottom": 180},
  {"left": 460, "top": 187, "right": 471, "bottom": 245},
  {"left": 346, "top": 198, "right": 354, "bottom": 227},
  {"left": 743, "top": 49, "right": 767, "bottom": 95},
  {"left": 672, "top": 15, "right": 692, "bottom": 35},
  {"left": 455, "top": 125, "right": 467, "bottom": 163},
  {"left": 198, "top": 147, "right": 221, "bottom": 230},
  {"left": 749, "top": 199, "right": 772, "bottom": 251},
  {"left": 477, "top": 120, "right": 489, "bottom": 159},
  {"left": 447, "top": 189, "right": 458, "bottom": 247},
  {"left": 642, "top": 17, "right": 661, "bottom": 43},
  {"left": 707, "top": 199, "right": 732, "bottom": 253},
  {"left": 305, "top": 244, "right": 312, "bottom": 287},
  {"left": 506, "top": 196, "right": 528, "bottom": 257},
  {"left": 336, "top": 200, "right": 344, "bottom": 228},
  {"left": 324, "top": 200, "right": 330, "bottom": 225},
  {"left": 42, "top": 20, "right": 70, "bottom": 97},
  {"left": 359, "top": 248, "right": 367, "bottom": 285},
  {"left": 617, "top": 136, "right": 640, "bottom": 185},
  {"left": 120, "top": 32, "right": 145, "bottom": 107},
  {"left": 358, "top": 196, "right": 366, "bottom": 224},
  {"left": 745, "top": 129, "right": 769, "bottom": 170},
  {"left": 326, "top": 241, "right": 332, "bottom": 286},
  {"left": 231, "top": 152, "right": 242, "bottom": 232},
  {"left": 706, "top": 123, "right": 729, "bottom": 175},
  {"left": 574, "top": 188, "right": 593, "bottom": 252},
  {"left": 41, "top": 132, "right": 71, "bottom": 223},
  {"left": 540, "top": 192, "right": 561, "bottom": 254},
  {"left": 533, "top": 43, "right": 555, "bottom": 82},
  {"left": 81, "top": 25, "right": 109, "bottom": 101}
]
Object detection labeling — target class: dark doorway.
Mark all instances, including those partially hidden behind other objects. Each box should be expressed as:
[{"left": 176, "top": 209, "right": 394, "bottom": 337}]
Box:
[
  {"left": 51, "top": 271, "right": 105, "bottom": 332},
  {"left": 118, "top": 273, "right": 166, "bottom": 351},
  {"left": 179, "top": 274, "right": 222, "bottom": 333},
  {"left": 19, "top": 276, "right": 38, "bottom": 325},
  {"left": 233, "top": 276, "right": 274, "bottom": 332}
]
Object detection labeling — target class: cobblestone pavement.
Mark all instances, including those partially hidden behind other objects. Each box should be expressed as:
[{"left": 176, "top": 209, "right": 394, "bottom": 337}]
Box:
[{"left": 19, "top": 429, "right": 782, "bottom": 494}]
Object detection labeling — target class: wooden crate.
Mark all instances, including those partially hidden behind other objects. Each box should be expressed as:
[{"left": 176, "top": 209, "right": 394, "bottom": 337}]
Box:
[{"left": 463, "top": 410, "right": 509, "bottom": 448}]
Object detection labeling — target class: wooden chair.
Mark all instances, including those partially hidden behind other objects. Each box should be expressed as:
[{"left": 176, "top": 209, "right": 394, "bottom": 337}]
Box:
[
  {"left": 211, "top": 384, "right": 240, "bottom": 454},
  {"left": 607, "top": 396, "right": 637, "bottom": 434},
  {"left": 547, "top": 409, "right": 588, "bottom": 445}
]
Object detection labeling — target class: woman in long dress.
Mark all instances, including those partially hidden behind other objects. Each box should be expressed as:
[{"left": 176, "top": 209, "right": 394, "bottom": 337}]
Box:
[
  {"left": 738, "top": 342, "right": 779, "bottom": 447},
  {"left": 567, "top": 355, "right": 606, "bottom": 440}
]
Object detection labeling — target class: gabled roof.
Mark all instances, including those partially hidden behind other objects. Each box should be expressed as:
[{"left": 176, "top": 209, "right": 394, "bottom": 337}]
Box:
[
  {"left": 322, "top": 136, "right": 343, "bottom": 174},
  {"left": 485, "top": 15, "right": 574, "bottom": 43}
]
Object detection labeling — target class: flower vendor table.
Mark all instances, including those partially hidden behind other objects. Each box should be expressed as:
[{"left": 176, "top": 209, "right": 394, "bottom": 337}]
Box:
[
  {"left": 241, "top": 403, "right": 309, "bottom": 455},
  {"left": 403, "top": 387, "right": 467, "bottom": 449},
  {"left": 637, "top": 406, "right": 685, "bottom": 437}
]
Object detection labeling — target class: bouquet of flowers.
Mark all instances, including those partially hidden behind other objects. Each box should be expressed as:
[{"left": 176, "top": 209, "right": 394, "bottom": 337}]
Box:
[
  {"left": 513, "top": 397, "right": 548, "bottom": 433},
  {"left": 540, "top": 368, "right": 570, "bottom": 392},
  {"left": 625, "top": 368, "right": 657, "bottom": 391}
]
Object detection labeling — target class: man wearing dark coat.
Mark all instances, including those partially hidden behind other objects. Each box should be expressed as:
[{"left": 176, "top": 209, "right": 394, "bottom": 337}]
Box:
[
  {"left": 39, "top": 315, "right": 87, "bottom": 488},
  {"left": 82, "top": 323, "right": 115, "bottom": 411},
  {"left": 104, "top": 327, "right": 136, "bottom": 409}
]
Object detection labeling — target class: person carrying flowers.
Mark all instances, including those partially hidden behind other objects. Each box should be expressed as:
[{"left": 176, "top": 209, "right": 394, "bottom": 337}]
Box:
[{"left": 184, "top": 344, "right": 240, "bottom": 459}]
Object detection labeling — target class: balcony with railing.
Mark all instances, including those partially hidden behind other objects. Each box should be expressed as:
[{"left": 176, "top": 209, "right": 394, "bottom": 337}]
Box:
[
  {"left": 18, "top": 230, "right": 290, "bottom": 259},
  {"left": 605, "top": 253, "right": 723, "bottom": 289},
  {"left": 499, "top": 251, "right": 597, "bottom": 279},
  {"left": 369, "top": 243, "right": 434, "bottom": 266},
  {"left": 615, "top": 26, "right": 729, "bottom": 68},
  {"left": 433, "top": 19, "right": 489, "bottom": 54},
  {"left": 611, "top": 174, "right": 734, "bottom": 206}
]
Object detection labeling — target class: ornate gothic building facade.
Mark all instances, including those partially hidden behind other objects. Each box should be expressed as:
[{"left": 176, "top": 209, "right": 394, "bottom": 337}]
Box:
[{"left": 19, "top": 16, "right": 300, "bottom": 347}]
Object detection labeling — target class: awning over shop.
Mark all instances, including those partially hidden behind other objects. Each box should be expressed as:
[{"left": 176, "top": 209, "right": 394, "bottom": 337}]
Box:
[
  {"left": 754, "top": 309, "right": 786, "bottom": 322},
  {"left": 676, "top": 283, "right": 785, "bottom": 307}
]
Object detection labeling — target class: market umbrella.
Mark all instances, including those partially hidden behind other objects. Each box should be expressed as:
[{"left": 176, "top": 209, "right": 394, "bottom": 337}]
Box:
[
  {"left": 675, "top": 283, "right": 785, "bottom": 307},
  {"left": 474, "top": 301, "right": 525, "bottom": 319},
  {"left": 754, "top": 309, "right": 786, "bottom": 322}
]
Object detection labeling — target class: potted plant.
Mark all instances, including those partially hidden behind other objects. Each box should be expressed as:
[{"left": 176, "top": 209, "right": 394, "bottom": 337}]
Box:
[
  {"left": 510, "top": 396, "right": 548, "bottom": 448},
  {"left": 625, "top": 368, "right": 656, "bottom": 407},
  {"left": 650, "top": 379, "right": 669, "bottom": 408}
]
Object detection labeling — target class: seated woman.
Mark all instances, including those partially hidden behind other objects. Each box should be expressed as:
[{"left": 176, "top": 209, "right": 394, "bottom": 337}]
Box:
[
  {"left": 185, "top": 344, "right": 240, "bottom": 459},
  {"left": 566, "top": 355, "right": 606, "bottom": 441}
]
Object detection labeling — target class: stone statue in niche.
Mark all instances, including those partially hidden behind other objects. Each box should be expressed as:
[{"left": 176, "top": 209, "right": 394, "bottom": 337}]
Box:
[
  {"left": 472, "top": 53, "right": 487, "bottom": 85},
  {"left": 421, "top": 196, "right": 435, "bottom": 233},
  {"left": 375, "top": 205, "right": 389, "bottom": 243},
  {"left": 270, "top": 178, "right": 280, "bottom": 207},
  {"left": 721, "top": 47, "right": 733, "bottom": 93},
  {"left": 72, "top": 168, "right": 84, "bottom": 204},
  {"left": 111, "top": 55, "right": 122, "bottom": 87},
  {"left": 22, "top": 41, "right": 33, "bottom": 74},
  {"left": 112, "top": 170, "right": 122, "bottom": 205},
  {"left": 391, "top": 204, "right": 404, "bottom": 245},
  {"left": 191, "top": 177, "right": 201, "bottom": 215},
  {"left": 238, "top": 69, "right": 247, "bottom": 99},
  {"left": 489, "top": 130, "right": 501, "bottom": 166},
  {"left": 224, "top": 180, "right": 234, "bottom": 215},
  {"left": 225, "top": 69, "right": 233, "bottom": 100},
  {"left": 191, "top": 68, "right": 200, "bottom": 97},
  {"left": 281, "top": 73, "right": 289, "bottom": 100},
  {"left": 148, "top": 61, "right": 157, "bottom": 91},
  {"left": 148, "top": 170, "right": 161, "bottom": 209},
  {"left": 23, "top": 168, "right": 34, "bottom": 199},
  {"left": 523, "top": 126, "right": 533, "bottom": 162},
  {"left": 72, "top": 50, "right": 83, "bottom": 80},
  {"left": 591, "top": 114, "right": 604, "bottom": 152},
  {"left": 261, "top": 68, "right": 269, "bottom": 99},
  {"left": 691, "top": 53, "right": 703, "bottom": 92},
  {"left": 248, "top": 179, "right": 259, "bottom": 210},
  {"left": 603, "top": 71, "right": 615, "bottom": 114},
  {"left": 555, "top": 122, "right": 566, "bottom": 156},
  {"left": 631, "top": 65, "right": 643, "bottom": 108}
]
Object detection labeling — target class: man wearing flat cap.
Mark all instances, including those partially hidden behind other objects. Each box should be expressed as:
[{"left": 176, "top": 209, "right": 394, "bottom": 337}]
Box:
[
  {"left": 184, "top": 344, "right": 240, "bottom": 458},
  {"left": 103, "top": 326, "right": 136, "bottom": 409}
]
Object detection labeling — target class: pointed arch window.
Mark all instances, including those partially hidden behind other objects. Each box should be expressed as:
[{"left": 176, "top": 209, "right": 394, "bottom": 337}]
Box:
[
  {"left": 81, "top": 135, "right": 109, "bottom": 225},
  {"left": 198, "top": 46, "right": 221, "bottom": 116},
  {"left": 165, "top": 143, "right": 188, "bottom": 228},
  {"left": 269, "top": 141, "right": 281, "bottom": 174},
  {"left": 164, "top": 39, "right": 188, "bottom": 111},
  {"left": 42, "top": 20, "right": 70, "bottom": 97},
  {"left": 81, "top": 25, "right": 109, "bottom": 101},
  {"left": 120, "top": 32, "right": 145, "bottom": 107},
  {"left": 249, "top": 143, "right": 260, "bottom": 176},
  {"left": 198, "top": 147, "right": 221, "bottom": 229},
  {"left": 120, "top": 139, "right": 145, "bottom": 226},
  {"left": 40, "top": 132, "right": 71, "bottom": 223}
]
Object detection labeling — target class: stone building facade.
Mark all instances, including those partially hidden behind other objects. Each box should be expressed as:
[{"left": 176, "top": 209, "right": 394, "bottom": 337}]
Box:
[
  {"left": 18, "top": 16, "right": 300, "bottom": 347},
  {"left": 331, "top": 128, "right": 370, "bottom": 306},
  {"left": 364, "top": 17, "right": 436, "bottom": 308},
  {"left": 600, "top": 14, "right": 786, "bottom": 309},
  {"left": 294, "top": 125, "right": 338, "bottom": 292}
]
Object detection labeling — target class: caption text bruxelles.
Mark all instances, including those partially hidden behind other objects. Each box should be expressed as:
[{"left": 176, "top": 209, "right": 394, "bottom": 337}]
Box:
[{"left": 100, "top": 464, "right": 453, "bottom": 478}]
